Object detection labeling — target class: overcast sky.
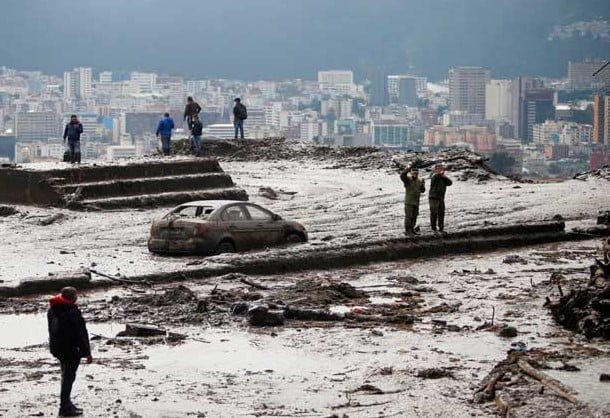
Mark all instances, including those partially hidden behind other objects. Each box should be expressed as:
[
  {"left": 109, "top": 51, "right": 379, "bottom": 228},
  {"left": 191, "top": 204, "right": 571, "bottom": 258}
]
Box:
[{"left": 0, "top": 0, "right": 608, "bottom": 80}]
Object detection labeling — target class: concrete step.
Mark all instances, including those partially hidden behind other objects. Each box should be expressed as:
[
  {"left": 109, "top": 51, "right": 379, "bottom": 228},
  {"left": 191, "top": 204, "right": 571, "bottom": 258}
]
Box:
[
  {"left": 77, "top": 187, "right": 248, "bottom": 210},
  {"left": 55, "top": 172, "right": 235, "bottom": 199}
]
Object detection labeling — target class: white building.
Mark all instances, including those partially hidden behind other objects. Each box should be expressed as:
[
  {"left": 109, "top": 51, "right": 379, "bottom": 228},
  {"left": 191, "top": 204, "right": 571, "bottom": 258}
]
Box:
[
  {"left": 99, "top": 71, "right": 112, "bottom": 84},
  {"left": 318, "top": 70, "right": 355, "bottom": 96},
  {"left": 130, "top": 72, "right": 157, "bottom": 94},
  {"left": 300, "top": 119, "right": 327, "bottom": 141},
  {"left": 387, "top": 75, "right": 427, "bottom": 102},
  {"left": 107, "top": 145, "right": 136, "bottom": 161},
  {"left": 64, "top": 67, "right": 93, "bottom": 100},
  {"left": 485, "top": 79, "right": 513, "bottom": 122},
  {"left": 205, "top": 124, "right": 248, "bottom": 139},
  {"left": 264, "top": 103, "right": 283, "bottom": 128}
]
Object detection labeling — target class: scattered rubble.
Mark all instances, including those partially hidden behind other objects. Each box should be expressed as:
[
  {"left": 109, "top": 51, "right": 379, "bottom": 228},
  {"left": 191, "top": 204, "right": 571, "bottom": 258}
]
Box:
[
  {"left": 416, "top": 368, "right": 454, "bottom": 379},
  {"left": 574, "top": 165, "right": 610, "bottom": 181}
]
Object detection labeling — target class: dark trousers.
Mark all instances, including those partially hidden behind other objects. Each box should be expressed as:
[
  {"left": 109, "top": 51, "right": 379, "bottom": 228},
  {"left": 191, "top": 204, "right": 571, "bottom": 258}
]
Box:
[
  {"left": 67, "top": 139, "right": 81, "bottom": 163},
  {"left": 429, "top": 198, "right": 446, "bottom": 231},
  {"left": 60, "top": 358, "right": 80, "bottom": 409},
  {"left": 234, "top": 119, "right": 244, "bottom": 139},
  {"left": 160, "top": 136, "right": 171, "bottom": 156},
  {"left": 404, "top": 204, "right": 419, "bottom": 232}
]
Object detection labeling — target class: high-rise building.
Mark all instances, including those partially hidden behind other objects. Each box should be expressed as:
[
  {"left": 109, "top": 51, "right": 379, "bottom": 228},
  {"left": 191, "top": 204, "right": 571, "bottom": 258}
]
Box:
[
  {"left": 130, "top": 72, "right": 157, "bottom": 94},
  {"left": 388, "top": 75, "right": 427, "bottom": 101},
  {"left": 99, "top": 71, "right": 113, "bottom": 84},
  {"left": 485, "top": 79, "right": 513, "bottom": 122},
  {"left": 448, "top": 66, "right": 491, "bottom": 118},
  {"left": 15, "top": 112, "right": 60, "bottom": 142},
  {"left": 520, "top": 89, "right": 555, "bottom": 143},
  {"left": 63, "top": 67, "right": 93, "bottom": 100},
  {"left": 318, "top": 70, "right": 355, "bottom": 96},
  {"left": 367, "top": 69, "right": 389, "bottom": 107},
  {"left": 568, "top": 59, "right": 606, "bottom": 90},
  {"left": 593, "top": 90, "right": 610, "bottom": 145},
  {"left": 511, "top": 76, "right": 546, "bottom": 142}
]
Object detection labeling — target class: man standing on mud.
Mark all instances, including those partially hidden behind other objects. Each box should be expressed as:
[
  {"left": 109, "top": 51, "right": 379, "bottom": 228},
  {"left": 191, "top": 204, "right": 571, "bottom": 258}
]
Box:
[
  {"left": 63, "top": 115, "right": 83, "bottom": 164},
  {"left": 47, "top": 286, "right": 92, "bottom": 417},
  {"left": 429, "top": 163, "right": 452, "bottom": 233},
  {"left": 233, "top": 97, "right": 247, "bottom": 139},
  {"left": 156, "top": 112, "right": 175, "bottom": 156},
  {"left": 400, "top": 166, "right": 425, "bottom": 235}
]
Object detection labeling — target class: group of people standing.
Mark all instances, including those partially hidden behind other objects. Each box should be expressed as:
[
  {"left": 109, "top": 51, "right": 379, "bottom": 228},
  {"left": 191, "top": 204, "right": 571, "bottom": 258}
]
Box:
[
  {"left": 400, "top": 163, "right": 452, "bottom": 235},
  {"left": 156, "top": 96, "right": 247, "bottom": 157}
]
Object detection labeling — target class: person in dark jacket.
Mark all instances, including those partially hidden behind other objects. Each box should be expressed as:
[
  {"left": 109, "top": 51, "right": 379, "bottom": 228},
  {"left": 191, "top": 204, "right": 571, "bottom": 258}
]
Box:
[
  {"left": 47, "top": 287, "right": 92, "bottom": 417},
  {"left": 156, "top": 112, "right": 175, "bottom": 156},
  {"left": 233, "top": 98, "right": 247, "bottom": 139},
  {"left": 428, "top": 163, "right": 453, "bottom": 233},
  {"left": 183, "top": 96, "right": 201, "bottom": 130},
  {"left": 400, "top": 166, "right": 425, "bottom": 235},
  {"left": 63, "top": 115, "right": 84, "bottom": 164},
  {"left": 190, "top": 114, "right": 204, "bottom": 157}
]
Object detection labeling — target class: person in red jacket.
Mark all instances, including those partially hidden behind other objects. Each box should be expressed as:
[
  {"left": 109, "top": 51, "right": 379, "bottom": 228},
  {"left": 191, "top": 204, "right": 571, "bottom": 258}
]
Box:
[{"left": 47, "top": 287, "right": 92, "bottom": 417}]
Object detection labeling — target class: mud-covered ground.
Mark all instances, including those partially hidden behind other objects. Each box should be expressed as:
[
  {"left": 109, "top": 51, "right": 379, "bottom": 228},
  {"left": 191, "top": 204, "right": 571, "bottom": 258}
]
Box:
[
  {"left": 1, "top": 240, "right": 609, "bottom": 417},
  {"left": 0, "top": 156, "right": 609, "bottom": 285},
  {"left": 1, "top": 144, "right": 610, "bottom": 417}
]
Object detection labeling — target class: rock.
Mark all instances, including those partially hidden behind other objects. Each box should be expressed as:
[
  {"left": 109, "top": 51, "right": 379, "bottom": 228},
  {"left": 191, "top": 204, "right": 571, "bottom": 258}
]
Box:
[
  {"left": 600, "top": 373, "right": 610, "bottom": 382},
  {"left": 258, "top": 187, "right": 279, "bottom": 200},
  {"left": 247, "top": 305, "right": 285, "bottom": 327},
  {"left": 39, "top": 213, "right": 66, "bottom": 226},
  {"left": 116, "top": 324, "right": 167, "bottom": 337},
  {"left": 0, "top": 206, "right": 18, "bottom": 217},
  {"left": 416, "top": 368, "right": 454, "bottom": 379},
  {"left": 502, "top": 254, "right": 528, "bottom": 264},
  {"left": 498, "top": 326, "right": 518, "bottom": 338}
]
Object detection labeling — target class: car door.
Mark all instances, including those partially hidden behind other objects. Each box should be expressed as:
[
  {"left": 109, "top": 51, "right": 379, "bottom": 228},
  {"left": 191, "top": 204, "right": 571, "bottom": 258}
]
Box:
[
  {"left": 220, "top": 204, "right": 257, "bottom": 251},
  {"left": 243, "top": 203, "right": 284, "bottom": 247}
]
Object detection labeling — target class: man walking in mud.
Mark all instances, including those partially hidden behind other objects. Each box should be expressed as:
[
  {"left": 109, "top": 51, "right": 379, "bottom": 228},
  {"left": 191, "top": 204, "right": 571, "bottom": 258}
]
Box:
[
  {"left": 47, "top": 286, "right": 92, "bottom": 417},
  {"left": 63, "top": 115, "right": 83, "bottom": 164},
  {"left": 400, "top": 165, "right": 425, "bottom": 235},
  {"left": 429, "top": 163, "right": 452, "bottom": 233}
]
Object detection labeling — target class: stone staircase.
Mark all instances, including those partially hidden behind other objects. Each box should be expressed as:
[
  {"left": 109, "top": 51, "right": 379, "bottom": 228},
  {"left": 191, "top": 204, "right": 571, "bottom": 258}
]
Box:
[{"left": 0, "top": 158, "right": 248, "bottom": 210}]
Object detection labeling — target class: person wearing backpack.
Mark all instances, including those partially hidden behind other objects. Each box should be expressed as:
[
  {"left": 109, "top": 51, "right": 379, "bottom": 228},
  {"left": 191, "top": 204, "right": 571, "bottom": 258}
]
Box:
[
  {"left": 183, "top": 96, "right": 201, "bottom": 130},
  {"left": 233, "top": 97, "right": 247, "bottom": 139},
  {"left": 47, "top": 286, "right": 92, "bottom": 417}
]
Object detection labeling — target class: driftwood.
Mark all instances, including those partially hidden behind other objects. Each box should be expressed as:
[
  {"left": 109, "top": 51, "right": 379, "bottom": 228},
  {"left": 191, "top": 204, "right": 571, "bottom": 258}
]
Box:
[
  {"left": 239, "top": 277, "right": 269, "bottom": 290},
  {"left": 517, "top": 360, "right": 580, "bottom": 405},
  {"left": 90, "top": 269, "right": 151, "bottom": 286},
  {"left": 495, "top": 393, "right": 512, "bottom": 417}
]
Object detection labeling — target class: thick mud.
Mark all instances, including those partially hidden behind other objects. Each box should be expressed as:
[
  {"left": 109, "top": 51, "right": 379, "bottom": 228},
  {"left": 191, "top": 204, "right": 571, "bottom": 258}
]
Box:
[{"left": 2, "top": 240, "right": 610, "bottom": 417}]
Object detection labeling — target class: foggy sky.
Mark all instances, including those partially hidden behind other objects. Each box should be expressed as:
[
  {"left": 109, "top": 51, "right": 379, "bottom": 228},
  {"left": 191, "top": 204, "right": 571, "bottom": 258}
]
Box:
[{"left": 0, "top": 0, "right": 608, "bottom": 81}]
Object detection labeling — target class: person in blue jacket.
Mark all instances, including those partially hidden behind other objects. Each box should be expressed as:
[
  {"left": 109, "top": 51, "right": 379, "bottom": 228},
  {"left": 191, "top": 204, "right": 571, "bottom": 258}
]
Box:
[{"left": 156, "top": 112, "right": 175, "bottom": 156}]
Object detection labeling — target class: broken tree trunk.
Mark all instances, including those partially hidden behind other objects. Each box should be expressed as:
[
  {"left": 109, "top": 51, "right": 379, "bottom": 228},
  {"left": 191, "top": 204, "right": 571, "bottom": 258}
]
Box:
[{"left": 517, "top": 360, "right": 580, "bottom": 405}]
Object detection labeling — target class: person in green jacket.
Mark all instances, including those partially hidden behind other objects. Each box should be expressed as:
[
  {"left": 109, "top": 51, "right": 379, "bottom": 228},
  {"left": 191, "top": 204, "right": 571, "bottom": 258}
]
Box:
[
  {"left": 429, "top": 163, "right": 453, "bottom": 233},
  {"left": 400, "top": 166, "right": 425, "bottom": 235}
]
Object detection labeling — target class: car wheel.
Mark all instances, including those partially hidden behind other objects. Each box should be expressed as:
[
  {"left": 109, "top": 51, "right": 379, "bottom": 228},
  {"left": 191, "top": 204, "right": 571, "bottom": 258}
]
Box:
[
  {"left": 217, "top": 240, "right": 235, "bottom": 254},
  {"left": 286, "top": 233, "right": 304, "bottom": 244}
]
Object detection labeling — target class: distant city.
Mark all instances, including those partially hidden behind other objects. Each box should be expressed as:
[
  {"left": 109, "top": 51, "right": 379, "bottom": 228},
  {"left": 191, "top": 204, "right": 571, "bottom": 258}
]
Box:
[{"left": 0, "top": 58, "right": 608, "bottom": 178}]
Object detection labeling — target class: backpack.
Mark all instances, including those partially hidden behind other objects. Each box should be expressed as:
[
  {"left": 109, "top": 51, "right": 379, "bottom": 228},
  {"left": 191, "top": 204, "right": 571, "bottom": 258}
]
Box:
[{"left": 236, "top": 104, "right": 247, "bottom": 120}]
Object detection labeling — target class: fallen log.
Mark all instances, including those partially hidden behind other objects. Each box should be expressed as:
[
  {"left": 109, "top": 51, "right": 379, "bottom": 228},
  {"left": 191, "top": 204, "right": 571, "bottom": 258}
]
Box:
[
  {"left": 239, "top": 277, "right": 269, "bottom": 290},
  {"left": 517, "top": 360, "right": 580, "bottom": 404}
]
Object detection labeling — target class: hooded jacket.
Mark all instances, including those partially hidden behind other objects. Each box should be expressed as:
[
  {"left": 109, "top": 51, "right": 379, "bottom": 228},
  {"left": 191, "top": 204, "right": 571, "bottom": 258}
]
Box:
[
  {"left": 47, "top": 295, "right": 91, "bottom": 360},
  {"left": 63, "top": 121, "right": 83, "bottom": 142}
]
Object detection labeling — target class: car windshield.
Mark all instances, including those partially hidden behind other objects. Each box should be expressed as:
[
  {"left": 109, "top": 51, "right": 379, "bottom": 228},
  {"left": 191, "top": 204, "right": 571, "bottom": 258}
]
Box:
[{"left": 168, "top": 205, "right": 215, "bottom": 219}]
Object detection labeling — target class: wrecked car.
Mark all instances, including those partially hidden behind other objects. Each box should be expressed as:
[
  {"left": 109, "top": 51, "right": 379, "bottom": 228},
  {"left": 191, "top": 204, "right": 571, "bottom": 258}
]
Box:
[{"left": 147, "top": 200, "right": 307, "bottom": 255}]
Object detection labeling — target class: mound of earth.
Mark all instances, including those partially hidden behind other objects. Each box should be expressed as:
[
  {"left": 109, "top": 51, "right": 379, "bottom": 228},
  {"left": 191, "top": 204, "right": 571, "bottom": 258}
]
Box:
[
  {"left": 170, "top": 137, "right": 499, "bottom": 181},
  {"left": 574, "top": 165, "right": 610, "bottom": 181}
]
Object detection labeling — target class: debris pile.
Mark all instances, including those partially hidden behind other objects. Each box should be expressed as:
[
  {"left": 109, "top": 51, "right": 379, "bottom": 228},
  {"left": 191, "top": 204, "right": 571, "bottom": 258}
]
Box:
[
  {"left": 547, "top": 258, "right": 610, "bottom": 339},
  {"left": 167, "top": 137, "right": 500, "bottom": 180},
  {"left": 574, "top": 165, "right": 610, "bottom": 181}
]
